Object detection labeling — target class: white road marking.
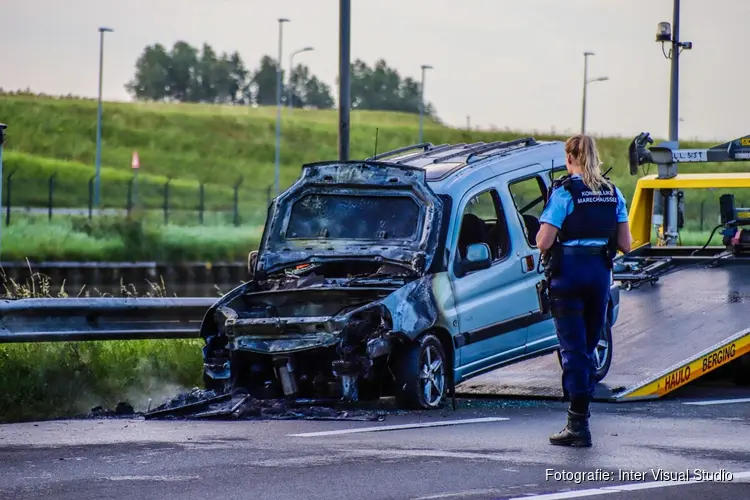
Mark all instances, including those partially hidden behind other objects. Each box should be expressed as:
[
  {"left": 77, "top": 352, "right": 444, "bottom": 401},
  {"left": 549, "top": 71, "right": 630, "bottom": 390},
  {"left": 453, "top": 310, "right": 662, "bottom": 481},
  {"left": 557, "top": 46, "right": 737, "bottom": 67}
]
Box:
[
  {"left": 105, "top": 475, "right": 200, "bottom": 481},
  {"left": 412, "top": 488, "right": 507, "bottom": 499},
  {"left": 682, "top": 397, "right": 750, "bottom": 406},
  {"left": 502, "top": 471, "right": 750, "bottom": 499},
  {"left": 287, "top": 417, "right": 509, "bottom": 437}
]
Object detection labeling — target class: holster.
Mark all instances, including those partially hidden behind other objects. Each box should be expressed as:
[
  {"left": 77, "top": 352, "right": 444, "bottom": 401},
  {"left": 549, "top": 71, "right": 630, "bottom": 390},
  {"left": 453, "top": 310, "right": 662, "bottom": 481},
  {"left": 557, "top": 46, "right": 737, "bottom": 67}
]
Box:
[{"left": 542, "top": 244, "right": 562, "bottom": 279}]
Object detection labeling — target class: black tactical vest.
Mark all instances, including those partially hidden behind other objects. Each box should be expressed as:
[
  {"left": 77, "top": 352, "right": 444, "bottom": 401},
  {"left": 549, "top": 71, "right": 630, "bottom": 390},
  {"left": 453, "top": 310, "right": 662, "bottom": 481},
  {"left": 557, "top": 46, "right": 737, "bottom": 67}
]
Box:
[{"left": 557, "top": 177, "right": 618, "bottom": 244}]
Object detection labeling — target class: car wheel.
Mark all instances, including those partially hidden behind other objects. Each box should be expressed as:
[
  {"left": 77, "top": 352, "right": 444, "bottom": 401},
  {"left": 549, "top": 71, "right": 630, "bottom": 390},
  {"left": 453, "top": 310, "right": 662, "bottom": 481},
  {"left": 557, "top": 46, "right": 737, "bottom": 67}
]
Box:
[
  {"left": 394, "top": 333, "right": 448, "bottom": 410},
  {"left": 555, "top": 316, "right": 613, "bottom": 382},
  {"left": 594, "top": 320, "right": 613, "bottom": 381}
]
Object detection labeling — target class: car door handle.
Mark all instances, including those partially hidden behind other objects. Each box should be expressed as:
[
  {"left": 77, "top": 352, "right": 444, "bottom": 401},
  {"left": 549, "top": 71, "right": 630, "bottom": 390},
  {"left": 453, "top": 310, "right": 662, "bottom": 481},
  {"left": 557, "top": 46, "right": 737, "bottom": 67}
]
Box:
[{"left": 521, "top": 255, "right": 535, "bottom": 273}]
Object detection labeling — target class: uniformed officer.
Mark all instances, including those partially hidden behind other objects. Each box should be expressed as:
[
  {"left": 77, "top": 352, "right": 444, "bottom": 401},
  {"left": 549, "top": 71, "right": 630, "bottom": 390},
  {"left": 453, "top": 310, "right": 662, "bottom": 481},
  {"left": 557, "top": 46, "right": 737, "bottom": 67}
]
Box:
[{"left": 536, "top": 134, "right": 631, "bottom": 447}]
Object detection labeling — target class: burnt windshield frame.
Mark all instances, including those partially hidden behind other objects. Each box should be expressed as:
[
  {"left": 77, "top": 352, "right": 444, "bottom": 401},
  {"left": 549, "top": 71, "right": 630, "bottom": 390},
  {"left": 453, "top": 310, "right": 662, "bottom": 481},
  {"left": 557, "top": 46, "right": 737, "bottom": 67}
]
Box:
[{"left": 281, "top": 188, "right": 426, "bottom": 242}]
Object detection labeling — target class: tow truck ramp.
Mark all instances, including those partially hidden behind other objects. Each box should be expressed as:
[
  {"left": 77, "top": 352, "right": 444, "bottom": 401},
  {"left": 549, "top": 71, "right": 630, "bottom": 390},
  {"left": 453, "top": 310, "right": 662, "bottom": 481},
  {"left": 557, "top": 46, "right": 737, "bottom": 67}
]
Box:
[{"left": 456, "top": 261, "right": 750, "bottom": 402}]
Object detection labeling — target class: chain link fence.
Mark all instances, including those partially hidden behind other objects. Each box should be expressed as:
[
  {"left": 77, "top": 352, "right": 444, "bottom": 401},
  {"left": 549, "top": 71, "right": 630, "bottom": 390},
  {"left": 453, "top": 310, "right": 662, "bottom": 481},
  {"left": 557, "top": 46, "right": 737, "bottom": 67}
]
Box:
[{"left": 2, "top": 170, "right": 274, "bottom": 227}]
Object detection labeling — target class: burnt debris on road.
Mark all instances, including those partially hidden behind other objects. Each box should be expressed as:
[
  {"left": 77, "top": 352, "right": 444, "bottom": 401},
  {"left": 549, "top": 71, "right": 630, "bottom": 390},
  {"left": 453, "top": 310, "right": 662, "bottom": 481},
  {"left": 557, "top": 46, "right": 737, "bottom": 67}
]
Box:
[{"left": 83, "top": 387, "right": 392, "bottom": 422}]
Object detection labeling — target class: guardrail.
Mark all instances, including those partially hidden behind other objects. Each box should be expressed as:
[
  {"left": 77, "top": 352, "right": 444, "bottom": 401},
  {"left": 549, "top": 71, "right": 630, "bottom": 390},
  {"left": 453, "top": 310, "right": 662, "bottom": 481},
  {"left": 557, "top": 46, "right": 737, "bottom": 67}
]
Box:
[{"left": 0, "top": 297, "right": 217, "bottom": 343}]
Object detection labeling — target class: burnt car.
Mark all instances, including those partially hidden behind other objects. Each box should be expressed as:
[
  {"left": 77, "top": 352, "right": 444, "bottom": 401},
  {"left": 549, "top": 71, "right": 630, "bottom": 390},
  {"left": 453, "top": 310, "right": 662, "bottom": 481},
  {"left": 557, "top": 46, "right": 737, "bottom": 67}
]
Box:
[{"left": 200, "top": 138, "right": 620, "bottom": 409}]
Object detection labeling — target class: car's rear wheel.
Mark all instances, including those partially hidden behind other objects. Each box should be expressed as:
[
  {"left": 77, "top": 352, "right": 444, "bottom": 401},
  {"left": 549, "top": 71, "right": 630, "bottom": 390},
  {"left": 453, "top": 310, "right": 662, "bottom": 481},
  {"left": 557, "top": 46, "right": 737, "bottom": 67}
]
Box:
[
  {"left": 593, "top": 321, "right": 613, "bottom": 381},
  {"left": 555, "top": 317, "right": 613, "bottom": 382},
  {"left": 394, "top": 333, "right": 448, "bottom": 409}
]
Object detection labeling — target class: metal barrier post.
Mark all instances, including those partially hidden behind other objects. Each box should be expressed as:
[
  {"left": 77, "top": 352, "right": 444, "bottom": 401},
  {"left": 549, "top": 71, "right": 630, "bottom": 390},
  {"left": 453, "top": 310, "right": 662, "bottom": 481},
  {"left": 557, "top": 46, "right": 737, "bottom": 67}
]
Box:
[
  {"left": 88, "top": 176, "right": 95, "bottom": 219},
  {"left": 234, "top": 177, "right": 243, "bottom": 227},
  {"left": 127, "top": 177, "right": 134, "bottom": 217},
  {"left": 163, "top": 179, "right": 171, "bottom": 225},
  {"left": 48, "top": 172, "right": 57, "bottom": 220},
  {"left": 6, "top": 170, "right": 15, "bottom": 226},
  {"left": 199, "top": 182, "right": 205, "bottom": 225}
]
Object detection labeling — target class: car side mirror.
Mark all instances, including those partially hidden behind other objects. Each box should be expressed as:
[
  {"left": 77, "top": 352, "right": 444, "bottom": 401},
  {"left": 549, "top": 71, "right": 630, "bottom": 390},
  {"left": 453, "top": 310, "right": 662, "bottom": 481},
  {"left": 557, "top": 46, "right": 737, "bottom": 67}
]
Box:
[
  {"left": 247, "top": 250, "right": 258, "bottom": 278},
  {"left": 456, "top": 243, "right": 492, "bottom": 276}
]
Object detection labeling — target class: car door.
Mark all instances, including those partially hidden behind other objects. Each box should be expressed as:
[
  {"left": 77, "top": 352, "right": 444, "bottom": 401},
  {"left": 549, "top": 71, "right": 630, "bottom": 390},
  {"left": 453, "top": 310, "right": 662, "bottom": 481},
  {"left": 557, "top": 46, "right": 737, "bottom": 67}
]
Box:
[
  {"left": 506, "top": 168, "right": 558, "bottom": 353},
  {"left": 450, "top": 180, "right": 537, "bottom": 379}
]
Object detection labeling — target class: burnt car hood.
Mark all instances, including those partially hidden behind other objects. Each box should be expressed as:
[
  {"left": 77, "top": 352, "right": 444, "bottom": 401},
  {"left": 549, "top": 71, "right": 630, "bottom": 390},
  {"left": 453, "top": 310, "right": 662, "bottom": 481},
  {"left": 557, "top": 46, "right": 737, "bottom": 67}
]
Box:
[{"left": 255, "top": 161, "right": 444, "bottom": 276}]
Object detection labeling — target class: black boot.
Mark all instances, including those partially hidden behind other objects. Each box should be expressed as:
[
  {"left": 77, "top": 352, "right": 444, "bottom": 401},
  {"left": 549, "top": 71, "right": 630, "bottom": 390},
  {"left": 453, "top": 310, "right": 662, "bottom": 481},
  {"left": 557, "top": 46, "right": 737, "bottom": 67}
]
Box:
[{"left": 549, "top": 410, "right": 592, "bottom": 447}]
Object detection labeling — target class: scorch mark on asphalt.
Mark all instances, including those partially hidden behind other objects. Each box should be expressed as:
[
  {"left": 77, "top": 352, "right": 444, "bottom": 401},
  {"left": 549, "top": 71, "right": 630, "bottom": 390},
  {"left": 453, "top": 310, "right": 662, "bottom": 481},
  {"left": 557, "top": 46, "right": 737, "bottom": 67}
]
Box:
[{"left": 287, "top": 417, "right": 509, "bottom": 437}]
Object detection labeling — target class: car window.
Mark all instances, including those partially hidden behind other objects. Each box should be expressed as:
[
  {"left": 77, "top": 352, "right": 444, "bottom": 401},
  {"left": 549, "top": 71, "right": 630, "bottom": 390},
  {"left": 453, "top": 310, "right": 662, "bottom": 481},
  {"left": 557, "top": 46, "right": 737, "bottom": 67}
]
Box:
[
  {"left": 456, "top": 189, "right": 510, "bottom": 265},
  {"left": 508, "top": 176, "right": 547, "bottom": 247},
  {"left": 286, "top": 193, "right": 420, "bottom": 240}
]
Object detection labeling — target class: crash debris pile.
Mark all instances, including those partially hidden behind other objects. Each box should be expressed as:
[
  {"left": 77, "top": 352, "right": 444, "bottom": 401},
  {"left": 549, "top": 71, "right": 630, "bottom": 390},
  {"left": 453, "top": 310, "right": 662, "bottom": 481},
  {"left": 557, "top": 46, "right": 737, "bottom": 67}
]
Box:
[{"left": 84, "top": 388, "right": 390, "bottom": 422}]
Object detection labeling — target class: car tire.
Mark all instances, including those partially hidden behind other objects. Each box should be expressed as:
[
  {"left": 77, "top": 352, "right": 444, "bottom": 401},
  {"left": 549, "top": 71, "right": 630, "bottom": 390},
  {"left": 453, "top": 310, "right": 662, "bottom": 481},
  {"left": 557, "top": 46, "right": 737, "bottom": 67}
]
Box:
[
  {"left": 393, "top": 333, "right": 448, "bottom": 410},
  {"left": 593, "top": 320, "right": 613, "bottom": 381},
  {"left": 555, "top": 315, "right": 613, "bottom": 382}
]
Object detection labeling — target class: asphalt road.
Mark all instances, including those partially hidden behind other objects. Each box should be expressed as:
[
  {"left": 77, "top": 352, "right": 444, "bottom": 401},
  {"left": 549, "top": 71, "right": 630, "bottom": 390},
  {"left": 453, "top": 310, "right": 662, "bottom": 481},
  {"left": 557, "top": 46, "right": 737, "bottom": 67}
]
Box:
[{"left": 1, "top": 382, "right": 748, "bottom": 500}]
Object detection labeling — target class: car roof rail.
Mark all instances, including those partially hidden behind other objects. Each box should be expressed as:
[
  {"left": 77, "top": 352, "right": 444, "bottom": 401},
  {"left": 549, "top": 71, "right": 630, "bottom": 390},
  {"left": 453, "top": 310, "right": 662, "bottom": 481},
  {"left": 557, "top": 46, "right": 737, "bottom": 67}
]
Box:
[
  {"left": 430, "top": 141, "right": 507, "bottom": 163},
  {"left": 366, "top": 142, "right": 434, "bottom": 161},
  {"left": 392, "top": 143, "right": 463, "bottom": 163},
  {"left": 465, "top": 137, "right": 538, "bottom": 163}
]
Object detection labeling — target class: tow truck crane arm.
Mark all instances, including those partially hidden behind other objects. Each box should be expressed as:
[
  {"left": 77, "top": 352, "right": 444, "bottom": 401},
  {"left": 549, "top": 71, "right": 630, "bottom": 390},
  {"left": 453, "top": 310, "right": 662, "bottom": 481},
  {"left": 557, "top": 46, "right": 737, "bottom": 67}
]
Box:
[
  {"left": 613, "top": 132, "right": 750, "bottom": 289},
  {"left": 628, "top": 132, "right": 750, "bottom": 177}
]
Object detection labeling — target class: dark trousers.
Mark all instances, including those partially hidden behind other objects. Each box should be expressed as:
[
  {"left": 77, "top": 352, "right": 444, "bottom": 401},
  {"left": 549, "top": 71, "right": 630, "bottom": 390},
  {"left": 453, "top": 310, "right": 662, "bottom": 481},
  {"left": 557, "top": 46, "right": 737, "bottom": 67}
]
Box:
[{"left": 549, "top": 252, "right": 611, "bottom": 402}]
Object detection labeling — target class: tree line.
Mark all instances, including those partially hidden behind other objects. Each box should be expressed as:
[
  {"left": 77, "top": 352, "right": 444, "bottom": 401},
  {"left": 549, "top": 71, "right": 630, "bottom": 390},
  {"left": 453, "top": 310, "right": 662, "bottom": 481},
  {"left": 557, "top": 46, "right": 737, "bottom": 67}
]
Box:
[{"left": 125, "top": 41, "right": 437, "bottom": 118}]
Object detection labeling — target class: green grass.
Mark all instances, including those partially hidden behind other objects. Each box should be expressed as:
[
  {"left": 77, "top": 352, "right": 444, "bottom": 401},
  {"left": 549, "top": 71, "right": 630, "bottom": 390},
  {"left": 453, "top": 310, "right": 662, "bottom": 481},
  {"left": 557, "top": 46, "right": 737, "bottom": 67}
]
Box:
[
  {"left": 2, "top": 214, "right": 262, "bottom": 262},
  {"left": 0, "top": 339, "right": 203, "bottom": 423}
]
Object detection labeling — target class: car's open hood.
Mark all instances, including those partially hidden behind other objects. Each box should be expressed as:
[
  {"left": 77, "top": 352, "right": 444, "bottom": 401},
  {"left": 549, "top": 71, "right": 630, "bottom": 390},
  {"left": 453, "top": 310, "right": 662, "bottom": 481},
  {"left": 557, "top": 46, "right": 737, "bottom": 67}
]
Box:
[{"left": 255, "top": 161, "right": 445, "bottom": 276}]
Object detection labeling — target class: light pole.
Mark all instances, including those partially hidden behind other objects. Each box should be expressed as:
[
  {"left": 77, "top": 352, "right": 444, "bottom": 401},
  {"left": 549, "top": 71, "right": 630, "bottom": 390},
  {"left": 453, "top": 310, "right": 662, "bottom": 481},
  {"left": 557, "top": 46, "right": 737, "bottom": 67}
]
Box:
[
  {"left": 274, "top": 17, "right": 290, "bottom": 198},
  {"left": 656, "top": 0, "right": 692, "bottom": 143},
  {"left": 338, "top": 0, "right": 351, "bottom": 161},
  {"left": 94, "top": 26, "right": 113, "bottom": 209},
  {"left": 580, "top": 52, "right": 608, "bottom": 135},
  {"left": 288, "top": 46, "right": 314, "bottom": 110},
  {"left": 419, "top": 64, "right": 433, "bottom": 143},
  {"left": 654, "top": 0, "right": 692, "bottom": 246}
]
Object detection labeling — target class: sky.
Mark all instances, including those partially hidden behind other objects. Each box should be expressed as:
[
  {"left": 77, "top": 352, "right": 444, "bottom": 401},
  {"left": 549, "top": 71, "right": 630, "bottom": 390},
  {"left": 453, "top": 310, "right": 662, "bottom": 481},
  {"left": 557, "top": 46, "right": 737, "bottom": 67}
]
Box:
[{"left": 1, "top": 0, "right": 748, "bottom": 143}]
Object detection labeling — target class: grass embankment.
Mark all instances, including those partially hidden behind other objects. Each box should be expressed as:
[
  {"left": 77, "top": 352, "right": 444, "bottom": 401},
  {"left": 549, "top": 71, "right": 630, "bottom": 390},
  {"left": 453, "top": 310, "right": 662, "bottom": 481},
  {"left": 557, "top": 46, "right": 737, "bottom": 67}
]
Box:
[{"left": 2, "top": 213, "right": 262, "bottom": 262}]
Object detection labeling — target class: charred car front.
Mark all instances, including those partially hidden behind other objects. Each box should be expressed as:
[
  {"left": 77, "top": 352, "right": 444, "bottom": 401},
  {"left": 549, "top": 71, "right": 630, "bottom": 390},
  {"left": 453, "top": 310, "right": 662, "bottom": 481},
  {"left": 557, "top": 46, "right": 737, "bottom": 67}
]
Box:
[{"left": 200, "top": 161, "right": 452, "bottom": 409}]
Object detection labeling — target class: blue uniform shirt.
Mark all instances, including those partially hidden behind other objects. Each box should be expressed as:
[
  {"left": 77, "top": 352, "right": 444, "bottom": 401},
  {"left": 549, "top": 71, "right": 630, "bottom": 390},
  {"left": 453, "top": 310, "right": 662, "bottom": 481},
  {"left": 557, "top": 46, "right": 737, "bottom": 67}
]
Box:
[{"left": 539, "top": 174, "right": 628, "bottom": 247}]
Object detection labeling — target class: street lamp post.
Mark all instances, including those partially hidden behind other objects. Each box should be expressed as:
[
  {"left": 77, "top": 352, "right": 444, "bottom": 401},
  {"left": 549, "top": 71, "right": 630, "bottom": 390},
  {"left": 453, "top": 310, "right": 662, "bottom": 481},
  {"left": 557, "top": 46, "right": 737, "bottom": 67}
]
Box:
[
  {"left": 94, "top": 26, "right": 113, "bottom": 210},
  {"left": 654, "top": 0, "right": 692, "bottom": 246},
  {"left": 338, "top": 0, "right": 351, "bottom": 161},
  {"left": 274, "top": 18, "right": 290, "bottom": 198},
  {"left": 656, "top": 0, "right": 692, "bottom": 142},
  {"left": 419, "top": 65, "right": 433, "bottom": 144},
  {"left": 288, "top": 46, "right": 314, "bottom": 110},
  {"left": 581, "top": 52, "right": 608, "bottom": 135}
]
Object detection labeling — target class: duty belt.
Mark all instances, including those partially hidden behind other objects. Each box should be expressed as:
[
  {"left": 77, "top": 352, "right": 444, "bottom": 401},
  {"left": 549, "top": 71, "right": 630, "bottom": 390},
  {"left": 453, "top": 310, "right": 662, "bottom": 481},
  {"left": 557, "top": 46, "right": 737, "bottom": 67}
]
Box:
[{"left": 561, "top": 246, "right": 607, "bottom": 255}]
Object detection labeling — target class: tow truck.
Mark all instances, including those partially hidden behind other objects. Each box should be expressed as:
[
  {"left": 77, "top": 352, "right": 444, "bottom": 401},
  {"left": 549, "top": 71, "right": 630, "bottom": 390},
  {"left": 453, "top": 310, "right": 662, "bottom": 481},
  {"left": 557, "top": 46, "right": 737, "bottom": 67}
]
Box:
[{"left": 459, "top": 132, "right": 750, "bottom": 401}]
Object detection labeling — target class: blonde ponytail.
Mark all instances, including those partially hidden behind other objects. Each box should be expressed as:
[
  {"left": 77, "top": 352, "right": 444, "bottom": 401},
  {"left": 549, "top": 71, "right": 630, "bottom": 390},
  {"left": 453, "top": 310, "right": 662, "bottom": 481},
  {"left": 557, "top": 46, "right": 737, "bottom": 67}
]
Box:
[{"left": 565, "top": 135, "right": 612, "bottom": 193}]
